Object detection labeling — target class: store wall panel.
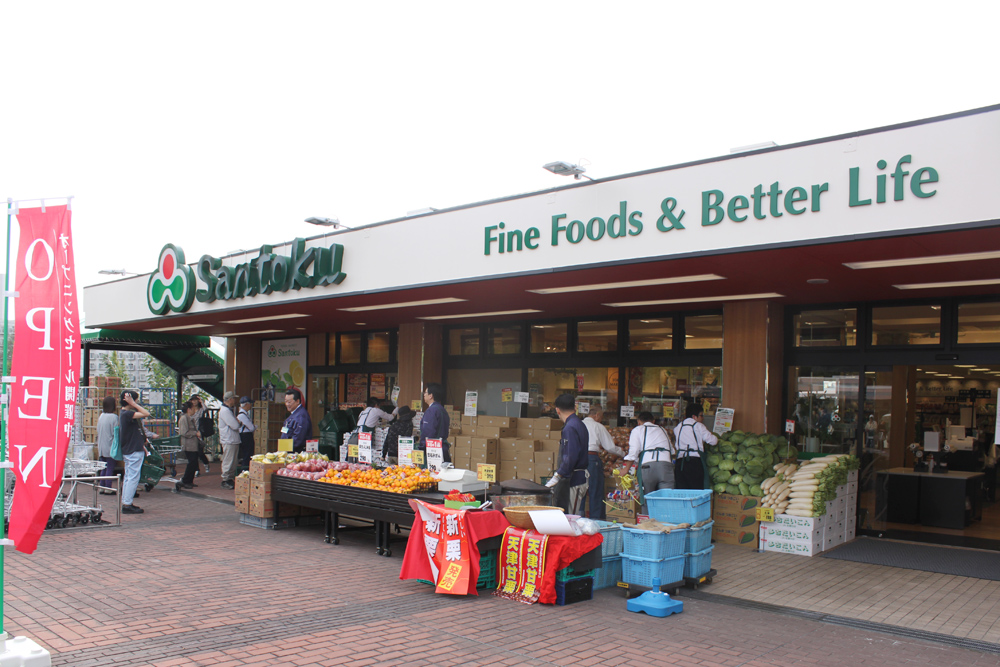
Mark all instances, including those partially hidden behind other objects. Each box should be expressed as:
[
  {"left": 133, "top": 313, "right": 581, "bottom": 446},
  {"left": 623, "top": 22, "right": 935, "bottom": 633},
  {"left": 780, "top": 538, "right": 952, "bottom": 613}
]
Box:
[
  {"left": 398, "top": 323, "right": 443, "bottom": 408},
  {"left": 722, "top": 301, "right": 782, "bottom": 434},
  {"left": 234, "top": 337, "right": 261, "bottom": 399}
]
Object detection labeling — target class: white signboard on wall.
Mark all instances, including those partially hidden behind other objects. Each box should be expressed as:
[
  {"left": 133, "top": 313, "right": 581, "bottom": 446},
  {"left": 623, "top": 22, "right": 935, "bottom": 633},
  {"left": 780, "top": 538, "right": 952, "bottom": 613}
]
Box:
[{"left": 260, "top": 337, "right": 308, "bottom": 397}]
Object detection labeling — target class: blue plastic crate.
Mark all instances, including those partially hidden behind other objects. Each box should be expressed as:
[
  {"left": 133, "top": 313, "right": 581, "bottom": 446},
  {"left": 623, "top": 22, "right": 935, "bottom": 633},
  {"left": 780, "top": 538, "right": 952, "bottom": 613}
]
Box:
[
  {"left": 594, "top": 520, "right": 624, "bottom": 558},
  {"left": 621, "top": 554, "right": 684, "bottom": 588},
  {"left": 644, "top": 489, "right": 713, "bottom": 524},
  {"left": 685, "top": 520, "right": 714, "bottom": 553},
  {"left": 683, "top": 545, "right": 714, "bottom": 579},
  {"left": 594, "top": 556, "right": 622, "bottom": 590},
  {"left": 622, "top": 525, "right": 687, "bottom": 559}
]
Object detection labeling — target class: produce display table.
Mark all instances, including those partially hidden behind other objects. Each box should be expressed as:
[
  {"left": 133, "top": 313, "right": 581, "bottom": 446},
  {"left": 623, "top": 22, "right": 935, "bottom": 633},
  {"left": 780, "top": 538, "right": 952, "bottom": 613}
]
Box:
[
  {"left": 876, "top": 467, "right": 985, "bottom": 529},
  {"left": 271, "top": 474, "right": 445, "bottom": 556}
]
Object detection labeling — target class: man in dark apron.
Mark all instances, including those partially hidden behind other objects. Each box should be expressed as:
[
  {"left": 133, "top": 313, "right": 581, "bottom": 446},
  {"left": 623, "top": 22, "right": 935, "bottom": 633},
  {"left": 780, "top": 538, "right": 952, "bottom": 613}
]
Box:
[
  {"left": 545, "top": 394, "right": 589, "bottom": 514},
  {"left": 673, "top": 403, "right": 718, "bottom": 489},
  {"left": 622, "top": 411, "right": 675, "bottom": 513}
]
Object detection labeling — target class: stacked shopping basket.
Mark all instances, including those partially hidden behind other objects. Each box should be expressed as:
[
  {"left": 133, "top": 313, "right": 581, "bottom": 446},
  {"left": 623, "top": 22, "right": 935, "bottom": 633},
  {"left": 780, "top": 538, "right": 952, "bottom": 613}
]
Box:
[{"left": 620, "top": 490, "right": 715, "bottom": 587}]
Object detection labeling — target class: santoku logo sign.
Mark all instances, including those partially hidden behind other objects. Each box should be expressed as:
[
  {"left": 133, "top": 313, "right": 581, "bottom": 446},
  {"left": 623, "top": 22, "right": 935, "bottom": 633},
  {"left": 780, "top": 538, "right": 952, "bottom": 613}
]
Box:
[{"left": 147, "top": 244, "right": 196, "bottom": 314}]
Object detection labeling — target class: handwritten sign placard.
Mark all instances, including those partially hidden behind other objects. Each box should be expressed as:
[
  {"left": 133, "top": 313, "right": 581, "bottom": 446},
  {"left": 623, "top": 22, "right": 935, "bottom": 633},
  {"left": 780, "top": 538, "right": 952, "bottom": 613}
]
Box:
[
  {"left": 398, "top": 436, "right": 414, "bottom": 466},
  {"left": 477, "top": 463, "right": 496, "bottom": 482},
  {"left": 358, "top": 432, "right": 373, "bottom": 464}
]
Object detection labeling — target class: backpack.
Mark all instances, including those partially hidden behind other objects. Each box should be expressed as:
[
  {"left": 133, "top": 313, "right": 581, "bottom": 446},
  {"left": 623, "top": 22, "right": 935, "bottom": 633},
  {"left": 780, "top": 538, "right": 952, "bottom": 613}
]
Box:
[{"left": 198, "top": 412, "right": 215, "bottom": 437}]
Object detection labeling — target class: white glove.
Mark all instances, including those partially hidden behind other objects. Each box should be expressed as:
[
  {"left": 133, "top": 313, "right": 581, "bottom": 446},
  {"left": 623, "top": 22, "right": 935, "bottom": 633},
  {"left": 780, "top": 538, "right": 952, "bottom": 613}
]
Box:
[{"left": 545, "top": 473, "right": 561, "bottom": 488}]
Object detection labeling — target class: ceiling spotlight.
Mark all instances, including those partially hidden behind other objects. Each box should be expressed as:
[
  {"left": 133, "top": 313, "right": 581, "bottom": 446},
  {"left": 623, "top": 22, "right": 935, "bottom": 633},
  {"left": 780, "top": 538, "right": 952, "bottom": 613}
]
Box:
[
  {"left": 305, "top": 216, "right": 353, "bottom": 230},
  {"left": 543, "top": 161, "right": 593, "bottom": 181},
  {"left": 806, "top": 278, "right": 829, "bottom": 285}
]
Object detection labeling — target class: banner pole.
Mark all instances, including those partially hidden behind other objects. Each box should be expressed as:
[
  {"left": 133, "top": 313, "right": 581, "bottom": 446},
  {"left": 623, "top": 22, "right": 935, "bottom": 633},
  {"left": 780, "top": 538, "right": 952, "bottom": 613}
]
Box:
[{"left": 1, "top": 197, "right": 14, "bottom": 638}]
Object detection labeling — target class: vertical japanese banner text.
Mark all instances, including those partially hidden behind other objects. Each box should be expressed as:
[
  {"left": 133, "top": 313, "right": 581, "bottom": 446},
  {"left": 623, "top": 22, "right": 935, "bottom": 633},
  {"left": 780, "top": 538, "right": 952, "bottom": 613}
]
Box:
[{"left": 8, "top": 205, "right": 78, "bottom": 554}]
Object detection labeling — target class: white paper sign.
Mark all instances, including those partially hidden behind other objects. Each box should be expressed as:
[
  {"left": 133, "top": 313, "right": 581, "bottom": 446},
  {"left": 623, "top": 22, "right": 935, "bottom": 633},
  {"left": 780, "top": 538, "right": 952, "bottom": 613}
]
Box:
[
  {"left": 391, "top": 386, "right": 401, "bottom": 404},
  {"left": 340, "top": 444, "right": 348, "bottom": 461},
  {"left": 148, "top": 390, "right": 164, "bottom": 405},
  {"left": 426, "top": 438, "right": 444, "bottom": 472},
  {"left": 714, "top": 408, "right": 735, "bottom": 433},
  {"left": 528, "top": 509, "right": 576, "bottom": 536},
  {"left": 358, "top": 432, "right": 373, "bottom": 464},
  {"left": 514, "top": 391, "right": 530, "bottom": 404},
  {"left": 578, "top": 402, "right": 590, "bottom": 415},
  {"left": 398, "top": 436, "right": 414, "bottom": 466},
  {"left": 305, "top": 439, "right": 319, "bottom": 453},
  {"left": 620, "top": 405, "right": 635, "bottom": 418},
  {"left": 464, "top": 391, "right": 478, "bottom": 417}
]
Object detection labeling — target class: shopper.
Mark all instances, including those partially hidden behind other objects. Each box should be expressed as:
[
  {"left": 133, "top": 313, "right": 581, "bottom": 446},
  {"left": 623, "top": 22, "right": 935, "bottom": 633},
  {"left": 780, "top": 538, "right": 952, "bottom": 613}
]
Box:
[
  {"left": 583, "top": 405, "right": 625, "bottom": 519},
  {"left": 623, "top": 411, "right": 675, "bottom": 510},
  {"left": 419, "top": 383, "right": 451, "bottom": 463},
  {"left": 237, "top": 396, "right": 256, "bottom": 469},
  {"left": 218, "top": 391, "right": 242, "bottom": 489},
  {"left": 119, "top": 390, "right": 150, "bottom": 514},
  {"left": 358, "top": 396, "right": 399, "bottom": 434},
  {"left": 176, "top": 400, "right": 201, "bottom": 491},
  {"left": 545, "top": 394, "right": 589, "bottom": 515},
  {"left": 282, "top": 387, "right": 312, "bottom": 453},
  {"left": 382, "top": 405, "right": 415, "bottom": 464},
  {"left": 673, "top": 403, "right": 718, "bottom": 490},
  {"left": 96, "top": 396, "right": 119, "bottom": 493},
  {"left": 191, "top": 394, "right": 211, "bottom": 475}
]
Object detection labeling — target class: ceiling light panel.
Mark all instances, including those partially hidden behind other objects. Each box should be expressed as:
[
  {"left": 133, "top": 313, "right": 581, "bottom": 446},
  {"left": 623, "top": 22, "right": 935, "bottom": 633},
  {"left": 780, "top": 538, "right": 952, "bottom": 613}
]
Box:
[
  {"left": 220, "top": 313, "right": 309, "bottom": 324},
  {"left": 340, "top": 297, "right": 467, "bottom": 312},
  {"left": 528, "top": 274, "right": 724, "bottom": 295},
  {"left": 418, "top": 309, "right": 542, "bottom": 321},
  {"left": 149, "top": 323, "right": 212, "bottom": 332},
  {"left": 844, "top": 250, "right": 1000, "bottom": 270},
  {"left": 224, "top": 329, "right": 285, "bottom": 336},
  {"left": 894, "top": 278, "right": 1000, "bottom": 290},
  {"left": 603, "top": 293, "right": 783, "bottom": 308}
]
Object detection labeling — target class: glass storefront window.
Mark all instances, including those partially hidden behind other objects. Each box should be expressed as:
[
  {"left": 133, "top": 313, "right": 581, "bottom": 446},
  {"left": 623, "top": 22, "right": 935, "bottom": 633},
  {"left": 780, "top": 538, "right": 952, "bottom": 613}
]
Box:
[
  {"left": 577, "top": 320, "right": 618, "bottom": 353},
  {"left": 787, "top": 366, "right": 859, "bottom": 455},
  {"left": 625, "top": 366, "right": 722, "bottom": 429},
  {"left": 685, "top": 314, "right": 723, "bottom": 349},
  {"left": 338, "top": 333, "right": 361, "bottom": 364},
  {"left": 446, "top": 368, "right": 523, "bottom": 416},
  {"left": 870, "top": 305, "right": 941, "bottom": 345},
  {"left": 530, "top": 323, "right": 568, "bottom": 353},
  {"left": 526, "top": 367, "right": 618, "bottom": 419},
  {"left": 629, "top": 318, "right": 672, "bottom": 351},
  {"left": 367, "top": 331, "right": 392, "bottom": 363},
  {"left": 957, "top": 301, "right": 1000, "bottom": 345},
  {"left": 448, "top": 327, "right": 480, "bottom": 355},
  {"left": 793, "top": 309, "right": 858, "bottom": 347},
  {"left": 488, "top": 325, "right": 522, "bottom": 355}
]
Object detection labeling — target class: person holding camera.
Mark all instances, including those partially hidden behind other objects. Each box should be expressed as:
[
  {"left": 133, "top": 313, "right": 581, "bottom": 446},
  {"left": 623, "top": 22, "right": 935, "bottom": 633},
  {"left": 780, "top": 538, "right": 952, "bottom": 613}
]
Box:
[{"left": 119, "top": 390, "right": 150, "bottom": 514}]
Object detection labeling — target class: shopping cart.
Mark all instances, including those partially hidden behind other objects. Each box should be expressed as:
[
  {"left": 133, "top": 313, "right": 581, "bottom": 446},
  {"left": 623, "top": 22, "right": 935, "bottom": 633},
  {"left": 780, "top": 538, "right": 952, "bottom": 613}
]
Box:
[
  {"left": 140, "top": 445, "right": 167, "bottom": 493},
  {"left": 48, "top": 459, "right": 110, "bottom": 528},
  {"left": 150, "top": 435, "right": 183, "bottom": 477}
]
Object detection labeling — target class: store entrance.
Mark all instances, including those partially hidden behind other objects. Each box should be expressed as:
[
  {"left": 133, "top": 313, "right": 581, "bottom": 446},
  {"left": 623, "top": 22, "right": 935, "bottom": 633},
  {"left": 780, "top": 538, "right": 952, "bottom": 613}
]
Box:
[{"left": 860, "top": 364, "right": 999, "bottom": 548}]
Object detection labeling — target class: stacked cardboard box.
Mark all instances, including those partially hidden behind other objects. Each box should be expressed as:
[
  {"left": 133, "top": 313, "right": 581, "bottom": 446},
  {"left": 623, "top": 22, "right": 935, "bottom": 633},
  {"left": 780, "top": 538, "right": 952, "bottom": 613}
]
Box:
[
  {"left": 252, "top": 401, "right": 288, "bottom": 454},
  {"left": 241, "top": 460, "right": 298, "bottom": 518},
  {"left": 760, "top": 514, "right": 825, "bottom": 556},
  {"left": 712, "top": 493, "right": 762, "bottom": 548}
]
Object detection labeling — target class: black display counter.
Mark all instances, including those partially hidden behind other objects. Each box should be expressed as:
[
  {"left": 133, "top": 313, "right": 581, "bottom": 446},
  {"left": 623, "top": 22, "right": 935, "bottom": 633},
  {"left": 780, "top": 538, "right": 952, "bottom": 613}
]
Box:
[{"left": 875, "top": 467, "right": 985, "bottom": 530}]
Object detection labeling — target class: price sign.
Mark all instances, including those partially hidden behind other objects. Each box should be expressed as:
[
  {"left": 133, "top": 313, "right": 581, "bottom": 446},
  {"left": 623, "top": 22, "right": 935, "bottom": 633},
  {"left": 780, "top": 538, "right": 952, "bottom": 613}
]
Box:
[
  {"left": 714, "top": 408, "right": 735, "bottom": 433},
  {"left": 411, "top": 449, "right": 426, "bottom": 465},
  {"left": 464, "top": 391, "right": 478, "bottom": 417},
  {"left": 514, "top": 391, "right": 530, "bottom": 404},
  {"left": 662, "top": 404, "right": 675, "bottom": 419},
  {"left": 576, "top": 374, "right": 585, "bottom": 391},
  {"left": 391, "top": 386, "right": 401, "bottom": 404},
  {"left": 411, "top": 399, "right": 422, "bottom": 411},
  {"left": 756, "top": 507, "right": 775, "bottom": 522},
  {"left": 398, "top": 436, "right": 414, "bottom": 466},
  {"left": 578, "top": 401, "right": 590, "bottom": 415},
  {"left": 501, "top": 388, "right": 513, "bottom": 402},
  {"left": 348, "top": 444, "right": 359, "bottom": 459},
  {"left": 277, "top": 438, "right": 294, "bottom": 452},
  {"left": 785, "top": 419, "right": 796, "bottom": 434},
  {"left": 305, "top": 439, "right": 319, "bottom": 453},
  {"left": 358, "top": 432, "right": 373, "bottom": 464},
  {"left": 340, "top": 444, "right": 348, "bottom": 461},
  {"left": 477, "top": 463, "right": 496, "bottom": 482},
  {"left": 620, "top": 405, "right": 635, "bottom": 418},
  {"left": 426, "top": 438, "right": 444, "bottom": 472}
]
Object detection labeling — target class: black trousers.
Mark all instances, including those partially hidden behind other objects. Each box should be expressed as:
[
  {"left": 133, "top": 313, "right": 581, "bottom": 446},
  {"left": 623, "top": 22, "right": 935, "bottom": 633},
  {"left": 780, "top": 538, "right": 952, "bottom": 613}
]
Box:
[
  {"left": 197, "top": 442, "right": 210, "bottom": 465},
  {"left": 674, "top": 456, "right": 705, "bottom": 490},
  {"left": 181, "top": 451, "right": 200, "bottom": 485},
  {"left": 239, "top": 432, "right": 255, "bottom": 469}
]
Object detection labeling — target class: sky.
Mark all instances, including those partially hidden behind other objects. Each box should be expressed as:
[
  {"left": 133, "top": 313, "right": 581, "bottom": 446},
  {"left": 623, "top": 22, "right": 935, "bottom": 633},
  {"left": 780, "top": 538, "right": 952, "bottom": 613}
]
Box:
[{"left": 1, "top": 1, "right": 997, "bottom": 328}]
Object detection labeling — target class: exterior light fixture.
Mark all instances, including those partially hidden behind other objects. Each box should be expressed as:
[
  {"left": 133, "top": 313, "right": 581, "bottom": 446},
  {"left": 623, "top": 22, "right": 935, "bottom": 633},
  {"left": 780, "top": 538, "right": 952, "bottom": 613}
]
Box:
[
  {"left": 305, "top": 216, "right": 354, "bottom": 230},
  {"left": 98, "top": 269, "right": 139, "bottom": 276},
  {"left": 543, "top": 161, "right": 593, "bottom": 181}
]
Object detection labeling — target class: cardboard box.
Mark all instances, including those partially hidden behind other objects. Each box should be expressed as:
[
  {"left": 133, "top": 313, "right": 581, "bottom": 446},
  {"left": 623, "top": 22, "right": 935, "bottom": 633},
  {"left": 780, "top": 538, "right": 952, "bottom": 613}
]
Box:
[
  {"left": 474, "top": 426, "right": 516, "bottom": 439},
  {"left": 712, "top": 524, "right": 759, "bottom": 548},
  {"left": 606, "top": 499, "right": 640, "bottom": 524},
  {"left": 249, "top": 461, "right": 284, "bottom": 482},
  {"left": 713, "top": 508, "right": 759, "bottom": 530},
  {"left": 760, "top": 520, "right": 823, "bottom": 544},
  {"left": 515, "top": 463, "right": 535, "bottom": 479},
  {"left": 500, "top": 446, "right": 518, "bottom": 461},
  {"left": 531, "top": 418, "right": 563, "bottom": 431},
  {"left": 470, "top": 450, "right": 498, "bottom": 465},
  {"left": 453, "top": 436, "right": 472, "bottom": 449},
  {"left": 514, "top": 439, "right": 538, "bottom": 453},
  {"left": 760, "top": 533, "right": 822, "bottom": 556},
  {"left": 537, "top": 439, "right": 561, "bottom": 453},
  {"left": 234, "top": 476, "right": 250, "bottom": 498},
  {"left": 453, "top": 451, "right": 471, "bottom": 469},
  {"left": 845, "top": 480, "right": 858, "bottom": 495},
  {"left": 469, "top": 437, "right": 499, "bottom": 451},
  {"left": 769, "top": 513, "right": 825, "bottom": 530},
  {"left": 235, "top": 496, "right": 249, "bottom": 513},
  {"left": 461, "top": 416, "right": 477, "bottom": 426},
  {"left": 250, "top": 480, "right": 272, "bottom": 496},
  {"left": 248, "top": 498, "right": 300, "bottom": 519},
  {"left": 534, "top": 452, "right": 554, "bottom": 473},
  {"left": 480, "top": 416, "right": 517, "bottom": 428},
  {"left": 845, "top": 493, "right": 857, "bottom": 516},
  {"left": 823, "top": 520, "right": 844, "bottom": 550},
  {"left": 847, "top": 470, "right": 859, "bottom": 483},
  {"left": 714, "top": 493, "right": 762, "bottom": 513}
]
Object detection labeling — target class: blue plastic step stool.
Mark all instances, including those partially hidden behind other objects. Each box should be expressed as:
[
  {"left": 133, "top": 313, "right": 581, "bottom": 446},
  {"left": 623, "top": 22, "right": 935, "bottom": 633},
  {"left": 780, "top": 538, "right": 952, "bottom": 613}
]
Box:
[{"left": 626, "top": 577, "right": 684, "bottom": 617}]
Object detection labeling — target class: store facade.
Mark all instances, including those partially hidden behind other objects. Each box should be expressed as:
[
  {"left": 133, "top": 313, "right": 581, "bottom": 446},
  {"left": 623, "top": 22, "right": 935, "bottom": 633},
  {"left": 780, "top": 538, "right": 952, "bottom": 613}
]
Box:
[{"left": 84, "top": 104, "right": 1000, "bottom": 546}]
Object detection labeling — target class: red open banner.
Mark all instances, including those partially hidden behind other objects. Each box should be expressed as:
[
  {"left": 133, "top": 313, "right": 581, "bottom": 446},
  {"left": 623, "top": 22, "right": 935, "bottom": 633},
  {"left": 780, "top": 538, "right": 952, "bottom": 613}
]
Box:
[{"left": 8, "top": 205, "right": 78, "bottom": 554}]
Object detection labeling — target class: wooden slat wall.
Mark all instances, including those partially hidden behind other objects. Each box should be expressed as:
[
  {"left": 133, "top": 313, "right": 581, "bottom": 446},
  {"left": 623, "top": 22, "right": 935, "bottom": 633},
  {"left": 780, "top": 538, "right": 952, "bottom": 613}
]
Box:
[
  {"left": 397, "top": 323, "right": 443, "bottom": 409},
  {"left": 234, "top": 337, "right": 261, "bottom": 400},
  {"left": 721, "top": 301, "right": 784, "bottom": 435}
]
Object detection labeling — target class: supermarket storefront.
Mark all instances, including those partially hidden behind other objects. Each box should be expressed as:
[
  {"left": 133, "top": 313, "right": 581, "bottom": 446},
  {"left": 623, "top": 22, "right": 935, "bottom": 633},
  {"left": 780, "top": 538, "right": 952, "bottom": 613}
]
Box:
[{"left": 84, "top": 104, "right": 1000, "bottom": 545}]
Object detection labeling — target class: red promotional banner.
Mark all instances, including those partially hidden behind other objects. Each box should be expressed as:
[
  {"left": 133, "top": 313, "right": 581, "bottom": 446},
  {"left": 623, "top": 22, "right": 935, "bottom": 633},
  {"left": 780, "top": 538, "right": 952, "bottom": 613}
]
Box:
[{"left": 8, "top": 205, "right": 78, "bottom": 554}]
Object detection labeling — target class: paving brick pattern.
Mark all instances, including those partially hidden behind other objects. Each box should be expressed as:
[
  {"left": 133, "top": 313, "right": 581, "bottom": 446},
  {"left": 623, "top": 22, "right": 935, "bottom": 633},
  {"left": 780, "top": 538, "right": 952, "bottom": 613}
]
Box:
[{"left": 4, "top": 483, "right": 1000, "bottom": 666}]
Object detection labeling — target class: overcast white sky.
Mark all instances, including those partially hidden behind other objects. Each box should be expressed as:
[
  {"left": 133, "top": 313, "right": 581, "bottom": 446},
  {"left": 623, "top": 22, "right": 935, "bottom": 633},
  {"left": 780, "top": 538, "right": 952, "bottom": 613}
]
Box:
[{"left": 1, "top": 1, "right": 997, "bottom": 326}]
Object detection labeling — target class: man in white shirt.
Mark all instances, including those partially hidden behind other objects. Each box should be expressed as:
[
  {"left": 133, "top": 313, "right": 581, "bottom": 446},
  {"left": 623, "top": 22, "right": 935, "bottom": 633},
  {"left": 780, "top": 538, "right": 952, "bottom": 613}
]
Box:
[
  {"left": 217, "top": 391, "right": 242, "bottom": 489},
  {"left": 673, "top": 403, "right": 718, "bottom": 490},
  {"left": 582, "top": 406, "right": 625, "bottom": 519},
  {"left": 623, "top": 412, "right": 675, "bottom": 511},
  {"left": 358, "top": 397, "right": 399, "bottom": 432}
]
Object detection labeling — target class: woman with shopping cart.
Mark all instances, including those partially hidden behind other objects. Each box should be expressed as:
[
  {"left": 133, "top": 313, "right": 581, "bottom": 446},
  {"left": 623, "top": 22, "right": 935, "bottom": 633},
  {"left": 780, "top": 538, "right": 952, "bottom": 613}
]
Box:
[{"left": 176, "top": 401, "right": 202, "bottom": 491}]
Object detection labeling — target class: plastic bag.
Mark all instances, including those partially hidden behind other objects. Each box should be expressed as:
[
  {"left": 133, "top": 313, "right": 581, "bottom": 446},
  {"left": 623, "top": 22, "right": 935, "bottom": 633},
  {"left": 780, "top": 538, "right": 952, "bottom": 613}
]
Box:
[{"left": 574, "top": 517, "right": 600, "bottom": 536}]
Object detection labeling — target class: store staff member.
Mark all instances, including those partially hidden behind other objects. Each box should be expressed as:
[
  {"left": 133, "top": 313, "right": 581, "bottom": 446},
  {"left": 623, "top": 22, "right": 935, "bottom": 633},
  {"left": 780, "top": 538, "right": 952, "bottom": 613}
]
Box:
[
  {"left": 622, "top": 412, "right": 674, "bottom": 510},
  {"left": 583, "top": 406, "right": 625, "bottom": 520},
  {"left": 546, "top": 394, "right": 589, "bottom": 514},
  {"left": 673, "top": 403, "right": 718, "bottom": 489},
  {"left": 419, "top": 382, "right": 451, "bottom": 463},
  {"left": 282, "top": 387, "right": 313, "bottom": 453},
  {"left": 358, "top": 396, "right": 399, "bottom": 433}
]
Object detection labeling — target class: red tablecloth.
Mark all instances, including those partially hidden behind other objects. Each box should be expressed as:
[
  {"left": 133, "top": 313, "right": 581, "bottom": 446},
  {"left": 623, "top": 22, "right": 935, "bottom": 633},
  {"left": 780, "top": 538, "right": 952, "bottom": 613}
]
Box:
[
  {"left": 399, "top": 508, "right": 510, "bottom": 595},
  {"left": 399, "top": 508, "right": 604, "bottom": 603}
]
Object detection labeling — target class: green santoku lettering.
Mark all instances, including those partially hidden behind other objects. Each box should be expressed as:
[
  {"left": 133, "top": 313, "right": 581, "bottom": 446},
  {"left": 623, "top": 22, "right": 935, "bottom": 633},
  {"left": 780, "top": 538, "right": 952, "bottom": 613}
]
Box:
[{"left": 702, "top": 180, "right": 828, "bottom": 226}]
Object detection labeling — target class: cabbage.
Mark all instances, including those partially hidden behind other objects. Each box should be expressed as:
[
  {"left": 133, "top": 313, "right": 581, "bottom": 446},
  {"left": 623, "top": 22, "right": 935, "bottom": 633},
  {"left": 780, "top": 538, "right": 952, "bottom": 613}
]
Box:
[
  {"left": 713, "top": 483, "right": 728, "bottom": 494},
  {"left": 707, "top": 454, "right": 721, "bottom": 467},
  {"left": 722, "top": 453, "right": 735, "bottom": 462},
  {"left": 730, "top": 432, "right": 746, "bottom": 445},
  {"left": 738, "top": 482, "right": 750, "bottom": 496},
  {"left": 744, "top": 437, "right": 760, "bottom": 448},
  {"left": 713, "top": 469, "right": 731, "bottom": 484},
  {"left": 728, "top": 474, "right": 743, "bottom": 485},
  {"left": 719, "top": 460, "right": 735, "bottom": 471},
  {"left": 750, "top": 484, "right": 763, "bottom": 497},
  {"left": 725, "top": 484, "right": 741, "bottom": 495},
  {"left": 719, "top": 431, "right": 732, "bottom": 442}
]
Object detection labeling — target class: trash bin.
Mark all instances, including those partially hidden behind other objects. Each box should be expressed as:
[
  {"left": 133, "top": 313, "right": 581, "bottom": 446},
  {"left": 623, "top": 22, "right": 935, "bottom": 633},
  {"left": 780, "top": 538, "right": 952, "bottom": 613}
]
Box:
[{"left": 318, "top": 409, "right": 356, "bottom": 461}]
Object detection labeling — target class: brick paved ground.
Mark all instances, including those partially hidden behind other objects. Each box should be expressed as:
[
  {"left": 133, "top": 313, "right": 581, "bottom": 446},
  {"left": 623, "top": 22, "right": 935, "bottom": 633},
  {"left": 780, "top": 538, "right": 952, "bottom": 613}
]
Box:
[{"left": 5, "top": 484, "right": 1000, "bottom": 667}]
